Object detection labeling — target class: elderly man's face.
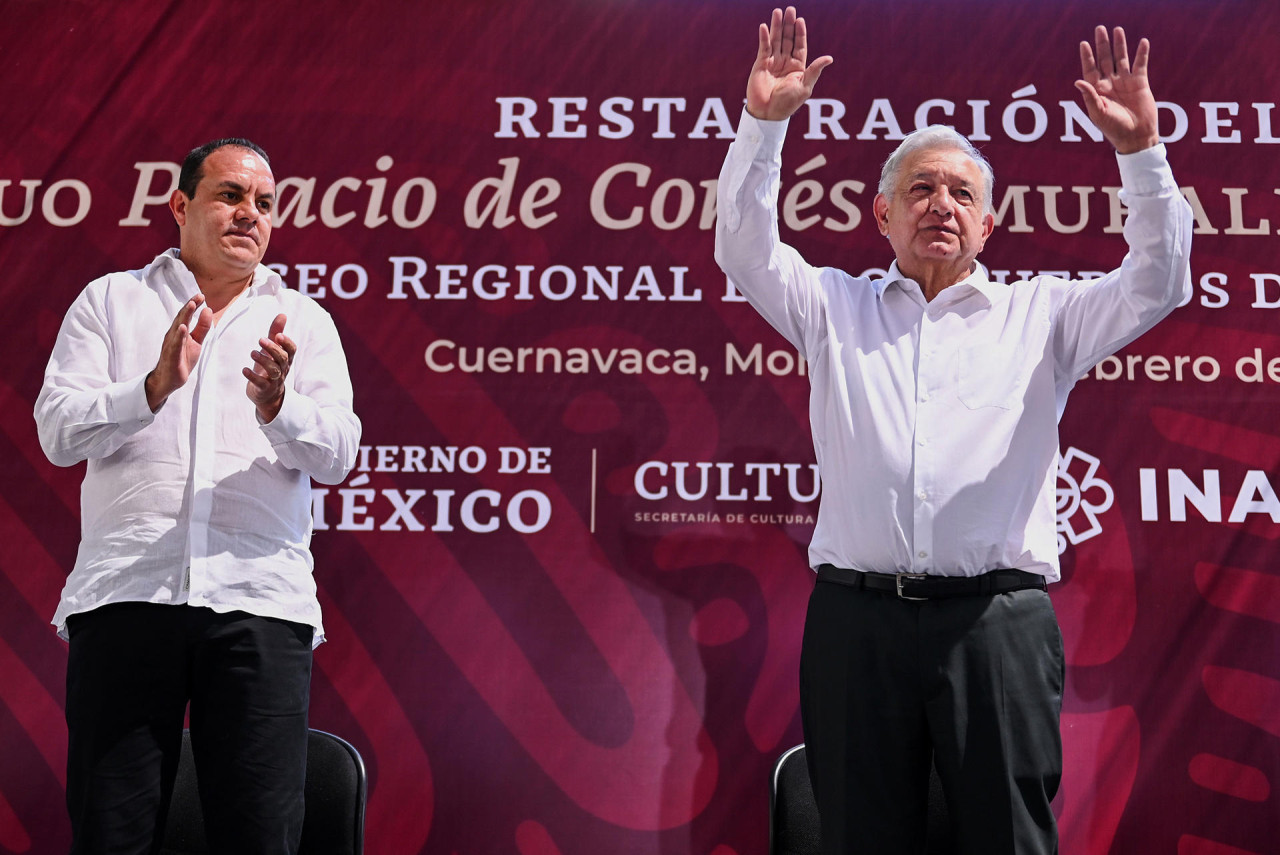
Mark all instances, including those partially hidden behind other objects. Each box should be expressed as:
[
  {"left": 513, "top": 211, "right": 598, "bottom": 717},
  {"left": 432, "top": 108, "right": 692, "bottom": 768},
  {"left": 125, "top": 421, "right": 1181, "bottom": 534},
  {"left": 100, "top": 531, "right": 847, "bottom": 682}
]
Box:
[
  {"left": 172, "top": 146, "right": 275, "bottom": 281},
  {"left": 874, "top": 147, "right": 994, "bottom": 281}
]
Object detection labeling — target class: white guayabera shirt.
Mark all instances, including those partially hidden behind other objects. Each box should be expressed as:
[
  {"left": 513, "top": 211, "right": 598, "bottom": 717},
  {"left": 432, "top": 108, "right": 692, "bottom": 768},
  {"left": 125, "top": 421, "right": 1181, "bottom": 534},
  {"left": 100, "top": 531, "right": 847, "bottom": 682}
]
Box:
[
  {"left": 715, "top": 110, "right": 1192, "bottom": 580},
  {"left": 36, "top": 250, "right": 361, "bottom": 644}
]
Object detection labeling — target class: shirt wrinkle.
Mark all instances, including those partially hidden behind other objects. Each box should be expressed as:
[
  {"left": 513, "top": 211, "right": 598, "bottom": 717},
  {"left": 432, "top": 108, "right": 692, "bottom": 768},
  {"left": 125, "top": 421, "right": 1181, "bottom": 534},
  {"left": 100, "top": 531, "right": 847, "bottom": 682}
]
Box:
[{"left": 36, "top": 250, "right": 361, "bottom": 645}]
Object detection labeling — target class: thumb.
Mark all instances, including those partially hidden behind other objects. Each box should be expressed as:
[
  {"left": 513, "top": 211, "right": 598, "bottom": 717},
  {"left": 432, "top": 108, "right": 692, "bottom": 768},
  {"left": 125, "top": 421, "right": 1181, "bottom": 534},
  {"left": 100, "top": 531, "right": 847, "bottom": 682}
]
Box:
[
  {"left": 268, "top": 313, "right": 287, "bottom": 341},
  {"left": 803, "top": 56, "right": 833, "bottom": 91},
  {"left": 190, "top": 307, "right": 213, "bottom": 344},
  {"left": 1074, "top": 80, "right": 1101, "bottom": 112}
]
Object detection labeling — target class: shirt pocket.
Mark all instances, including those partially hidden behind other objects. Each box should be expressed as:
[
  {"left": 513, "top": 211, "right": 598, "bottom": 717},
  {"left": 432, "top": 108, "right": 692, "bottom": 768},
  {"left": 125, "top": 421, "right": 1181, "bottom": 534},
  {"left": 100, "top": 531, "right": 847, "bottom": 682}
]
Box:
[{"left": 957, "top": 343, "right": 1030, "bottom": 410}]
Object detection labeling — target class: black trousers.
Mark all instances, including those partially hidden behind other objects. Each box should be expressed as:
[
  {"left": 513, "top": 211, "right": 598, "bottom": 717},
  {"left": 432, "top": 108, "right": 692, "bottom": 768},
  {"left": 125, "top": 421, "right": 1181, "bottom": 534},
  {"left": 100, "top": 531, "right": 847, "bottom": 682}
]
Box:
[
  {"left": 65, "top": 602, "right": 314, "bottom": 855},
  {"left": 800, "top": 578, "right": 1063, "bottom": 855}
]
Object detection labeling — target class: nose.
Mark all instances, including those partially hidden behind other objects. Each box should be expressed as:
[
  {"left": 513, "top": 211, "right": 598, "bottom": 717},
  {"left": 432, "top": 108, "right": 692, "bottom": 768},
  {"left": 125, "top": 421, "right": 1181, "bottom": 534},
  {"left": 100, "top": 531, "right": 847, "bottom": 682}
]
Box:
[
  {"left": 929, "top": 188, "right": 955, "bottom": 218},
  {"left": 234, "top": 196, "right": 257, "bottom": 224}
]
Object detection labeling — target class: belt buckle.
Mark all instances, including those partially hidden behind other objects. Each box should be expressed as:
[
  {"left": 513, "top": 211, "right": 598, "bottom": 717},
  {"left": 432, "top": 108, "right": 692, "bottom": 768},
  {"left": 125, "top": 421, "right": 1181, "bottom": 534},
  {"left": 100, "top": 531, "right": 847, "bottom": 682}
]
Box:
[{"left": 896, "top": 573, "right": 929, "bottom": 601}]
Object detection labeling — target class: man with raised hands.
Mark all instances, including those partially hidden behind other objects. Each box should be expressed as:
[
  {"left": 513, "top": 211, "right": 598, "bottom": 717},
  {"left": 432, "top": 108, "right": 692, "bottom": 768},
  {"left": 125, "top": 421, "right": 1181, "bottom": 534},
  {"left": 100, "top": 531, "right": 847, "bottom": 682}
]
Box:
[{"left": 716, "top": 7, "right": 1191, "bottom": 853}]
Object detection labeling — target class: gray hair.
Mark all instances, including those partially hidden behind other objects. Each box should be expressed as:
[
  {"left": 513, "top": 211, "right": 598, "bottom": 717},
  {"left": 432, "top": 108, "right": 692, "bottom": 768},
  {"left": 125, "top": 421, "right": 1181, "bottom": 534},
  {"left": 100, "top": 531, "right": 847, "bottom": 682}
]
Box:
[{"left": 878, "top": 125, "right": 996, "bottom": 214}]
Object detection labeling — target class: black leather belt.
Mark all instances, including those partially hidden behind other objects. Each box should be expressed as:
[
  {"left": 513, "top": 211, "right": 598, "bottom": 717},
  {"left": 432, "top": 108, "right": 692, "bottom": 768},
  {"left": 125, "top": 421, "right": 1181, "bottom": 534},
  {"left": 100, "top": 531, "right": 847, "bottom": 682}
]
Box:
[{"left": 817, "top": 564, "right": 1046, "bottom": 601}]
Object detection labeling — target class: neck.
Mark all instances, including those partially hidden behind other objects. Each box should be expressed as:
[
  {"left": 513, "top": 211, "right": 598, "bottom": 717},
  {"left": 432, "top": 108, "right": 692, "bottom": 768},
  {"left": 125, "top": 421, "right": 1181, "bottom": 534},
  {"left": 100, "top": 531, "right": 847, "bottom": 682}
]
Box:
[
  {"left": 178, "top": 251, "right": 255, "bottom": 313},
  {"left": 198, "top": 275, "right": 252, "bottom": 315}
]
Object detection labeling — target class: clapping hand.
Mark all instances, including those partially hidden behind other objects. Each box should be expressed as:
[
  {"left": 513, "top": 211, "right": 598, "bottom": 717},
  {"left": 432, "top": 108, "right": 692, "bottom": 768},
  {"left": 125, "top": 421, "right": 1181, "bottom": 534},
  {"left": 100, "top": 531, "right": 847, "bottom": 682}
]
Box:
[{"left": 244, "top": 313, "right": 295, "bottom": 422}]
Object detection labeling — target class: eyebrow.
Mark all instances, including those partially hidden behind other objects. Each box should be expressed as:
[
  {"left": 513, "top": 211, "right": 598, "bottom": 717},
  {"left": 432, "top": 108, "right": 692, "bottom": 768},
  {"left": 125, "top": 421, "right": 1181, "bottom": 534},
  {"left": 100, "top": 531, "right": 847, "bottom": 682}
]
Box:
[{"left": 906, "top": 173, "right": 979, "bottom": 197}]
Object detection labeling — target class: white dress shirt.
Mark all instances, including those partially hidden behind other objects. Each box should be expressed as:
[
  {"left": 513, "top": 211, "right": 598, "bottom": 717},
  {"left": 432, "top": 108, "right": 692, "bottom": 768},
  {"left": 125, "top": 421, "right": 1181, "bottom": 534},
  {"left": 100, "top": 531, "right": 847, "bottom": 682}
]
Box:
[
  {"left": 715, "top": 111, "right": 1193, "bottom": 580},
  {"left": 36, "top": 250, "right": 360, "bottom": 643}
]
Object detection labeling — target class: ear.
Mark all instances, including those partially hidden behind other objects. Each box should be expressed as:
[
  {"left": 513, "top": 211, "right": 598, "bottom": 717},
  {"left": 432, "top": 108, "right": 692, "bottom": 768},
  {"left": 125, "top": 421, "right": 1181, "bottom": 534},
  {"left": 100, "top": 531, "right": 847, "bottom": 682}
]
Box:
[
  {"left": 978, "top": 211, "right": 995, "bottom": 249},
  {"left": 872, "top": 194, "right": 890, "bottom": 236},
  {"left": 169, "top": 189, "right": 189, "bottom": 227}
]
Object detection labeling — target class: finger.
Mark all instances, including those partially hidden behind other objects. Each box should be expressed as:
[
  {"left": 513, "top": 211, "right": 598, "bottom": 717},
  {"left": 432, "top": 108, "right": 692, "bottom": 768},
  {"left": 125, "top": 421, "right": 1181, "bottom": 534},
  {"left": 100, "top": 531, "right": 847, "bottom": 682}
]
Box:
[
  {"left": 177, "top": 299, "right": 197, "bottom": 328},
  {"left": 1132, "top": 37, "right": 1150, "bottom": 77},
  {"left": 781, "top": 6, "right": 797, "bottom": 60},
  {"left": 243, "top": 366, "right": 271, "bottom": 389},
  {"left": 250, "top": 350, "right": 279, "bottom": 375},
  {"left": 1078, "top": 40, "right": 1097, "bottom": 80},
  {"left": 253, "top": 345, "right": 292, "bottom": 382},
  {"left": 172, "top": 296, "right": 200, "bottom": 333},
  {"left": 794, "top": 14, "right": 809, "bottom": 64},
  {"left": 1094, "top": 25, "right": 1114, "bottom": 78},
  {"left": 253, "top": 344, "right": 283, "bottom": 369},
  {"left": 769, "top": 8, "right": 783, "bottom": 60},
  {"left": 756, "top": 22, "right": 771, "bottom": 64},
  {"left": 1113, "top": 26, "right": 1130, "bottom": 73},
  {"left": 257, "top": 337, "right": 292, "bottom": 371},
  {"left": 274, "top": 334, "right": 298, "bottom": 363}
]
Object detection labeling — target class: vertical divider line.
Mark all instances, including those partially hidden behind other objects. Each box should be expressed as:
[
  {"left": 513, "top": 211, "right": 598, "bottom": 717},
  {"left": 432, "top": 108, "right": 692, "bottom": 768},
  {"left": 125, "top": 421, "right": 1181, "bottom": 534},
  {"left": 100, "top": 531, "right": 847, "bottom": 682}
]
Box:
[{"left": 590, "top": 448, "right": 598, "bottom": 534}]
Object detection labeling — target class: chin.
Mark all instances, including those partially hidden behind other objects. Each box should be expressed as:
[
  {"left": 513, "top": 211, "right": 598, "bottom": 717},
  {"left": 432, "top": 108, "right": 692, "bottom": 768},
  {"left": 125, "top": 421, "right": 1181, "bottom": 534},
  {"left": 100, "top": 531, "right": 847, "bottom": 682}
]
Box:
[
  {"left": 920, "top": 249, "right": 959, "bottom": 261},
  {"left": 224, "top": 252, "right": 263, "bottom": 270}
]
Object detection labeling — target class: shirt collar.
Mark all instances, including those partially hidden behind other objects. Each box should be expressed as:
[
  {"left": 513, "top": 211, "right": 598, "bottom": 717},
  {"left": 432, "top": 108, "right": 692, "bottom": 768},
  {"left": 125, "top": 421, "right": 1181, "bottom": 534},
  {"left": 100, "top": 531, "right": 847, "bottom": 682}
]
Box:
[{"left": 876, "top": 260, "right": 1005, "bottom": 306}]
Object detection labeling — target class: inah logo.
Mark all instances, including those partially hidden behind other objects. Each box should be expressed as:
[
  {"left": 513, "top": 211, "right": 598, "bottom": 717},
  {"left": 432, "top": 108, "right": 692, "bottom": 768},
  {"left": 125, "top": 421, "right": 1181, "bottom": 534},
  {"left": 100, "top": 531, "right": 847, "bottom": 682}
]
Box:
[{"left": 1056, "top": 448, "right": 1114, "bottom": 554}]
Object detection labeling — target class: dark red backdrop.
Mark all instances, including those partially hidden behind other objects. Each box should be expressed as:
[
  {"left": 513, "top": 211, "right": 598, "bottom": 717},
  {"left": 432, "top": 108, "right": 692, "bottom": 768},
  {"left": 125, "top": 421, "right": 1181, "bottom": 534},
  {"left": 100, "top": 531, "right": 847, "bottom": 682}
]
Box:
[{"left": 2, "top": 1, "right": 1278, "bottom": 852}]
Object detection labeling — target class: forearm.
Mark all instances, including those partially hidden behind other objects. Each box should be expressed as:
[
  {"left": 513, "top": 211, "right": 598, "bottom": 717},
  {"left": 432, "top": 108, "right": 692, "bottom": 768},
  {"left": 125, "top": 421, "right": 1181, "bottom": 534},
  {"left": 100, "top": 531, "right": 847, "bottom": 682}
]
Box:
[
  {"left": 35, "top": 371, "right": 155, "bottom": 466},
  {"left": 715, "top": 108, "right": 788, "bottom": 266},
  {"left": 1105, "top": 144, "right": 1194, "bottom": 322},
  {"left": 260, "top": 391, "right": 361, "bottom": 485},
  {"left": 258, "top": 327, "right": 360, "bottom": 485},
  {"left": 714, "top": 110, "right": 817, "bottom": 351},
  {"left": 36, "top": 287, "right": 158, "bottom": 466},
  {"left": 1054, "top": 144, "right": 1194, "bottom": 372}
]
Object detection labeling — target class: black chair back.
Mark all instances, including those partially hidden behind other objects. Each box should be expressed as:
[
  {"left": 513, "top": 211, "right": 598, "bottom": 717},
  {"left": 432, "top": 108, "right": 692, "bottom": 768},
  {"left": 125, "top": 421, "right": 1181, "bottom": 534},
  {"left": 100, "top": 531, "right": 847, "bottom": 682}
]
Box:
[
  {"left": 769, "top": 744, "right": 954, "bottom": 855},
  {"left": 770, "top": 744, "right": 821, "bottom": 855},
  {"left": 161, "top": 728, "right": 366, "bottom": 855},
  {"left": 300, "top": 729, "right": 367, "bottom": 854}
]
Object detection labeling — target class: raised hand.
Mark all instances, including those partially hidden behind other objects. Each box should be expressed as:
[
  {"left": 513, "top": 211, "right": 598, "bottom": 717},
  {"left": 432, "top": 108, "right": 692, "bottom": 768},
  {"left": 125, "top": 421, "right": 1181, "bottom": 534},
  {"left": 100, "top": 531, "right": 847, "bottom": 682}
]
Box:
[
  {"left": 746, "top": 6, "right": 832, "bottom": 121},
  {"left": 145, "top": 295, "right": 213, "bottom": 412},
  {"left": 244, "top": 313, "right": 295, "bottom": 422},
  {"left": 1075, "top": 26, "right": 1159, "bottom": 154}
]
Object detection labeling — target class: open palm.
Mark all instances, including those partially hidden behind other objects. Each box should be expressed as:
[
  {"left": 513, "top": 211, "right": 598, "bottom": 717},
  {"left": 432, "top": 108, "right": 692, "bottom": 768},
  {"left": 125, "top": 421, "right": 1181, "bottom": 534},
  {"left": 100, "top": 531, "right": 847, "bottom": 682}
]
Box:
[
  {"left": 1076, "top": 26, "right": 1159, "bottom": 154},
  {"left": 746, "top": 6, "right": 832, "bottom": 121}
]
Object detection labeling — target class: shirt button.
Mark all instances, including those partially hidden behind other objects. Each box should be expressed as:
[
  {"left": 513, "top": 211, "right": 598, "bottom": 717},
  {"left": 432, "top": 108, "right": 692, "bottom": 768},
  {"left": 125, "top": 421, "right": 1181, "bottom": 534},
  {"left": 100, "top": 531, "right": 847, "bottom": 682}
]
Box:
[
  {"left": 917, "top": 490, "right": 928, "bottom": 500},
  {"left": 918, "top": 551, "right": 928, "bottom": 559}
]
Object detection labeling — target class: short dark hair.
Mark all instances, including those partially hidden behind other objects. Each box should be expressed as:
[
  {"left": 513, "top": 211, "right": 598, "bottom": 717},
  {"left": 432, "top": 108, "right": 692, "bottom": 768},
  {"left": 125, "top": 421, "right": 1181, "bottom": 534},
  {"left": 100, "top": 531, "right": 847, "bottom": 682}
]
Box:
[{"left": 177, "top": 138, "right": 271, "bottom": 199}]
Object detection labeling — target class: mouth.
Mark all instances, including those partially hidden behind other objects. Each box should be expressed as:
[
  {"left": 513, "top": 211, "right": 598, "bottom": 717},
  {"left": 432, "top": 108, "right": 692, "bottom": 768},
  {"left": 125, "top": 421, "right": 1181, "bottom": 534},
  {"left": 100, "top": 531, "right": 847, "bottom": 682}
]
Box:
[{"left": 225, "top": 231, "right": 258, "bottom": 244}]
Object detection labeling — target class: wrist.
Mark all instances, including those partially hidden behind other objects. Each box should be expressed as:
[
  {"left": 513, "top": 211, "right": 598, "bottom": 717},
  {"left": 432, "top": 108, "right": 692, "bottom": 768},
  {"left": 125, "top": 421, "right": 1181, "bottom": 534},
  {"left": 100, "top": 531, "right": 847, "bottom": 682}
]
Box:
[
  {"left": 256, "top": 391, "right": 285, "bottom": 424},
  {"left": 144, "top": 371, "right": 168, "bottom": 413},
  {"left": 1115, "top": 134, "right": 1160, "bottom": 155}
]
